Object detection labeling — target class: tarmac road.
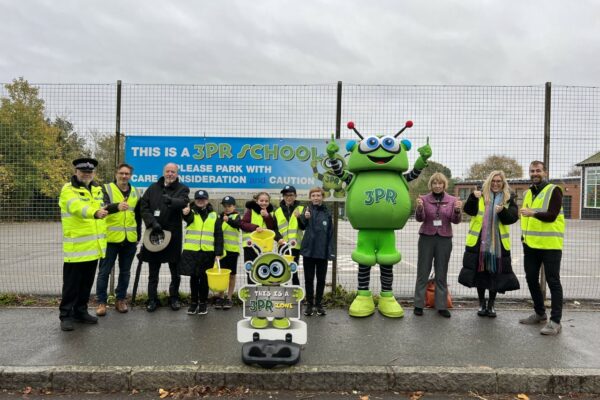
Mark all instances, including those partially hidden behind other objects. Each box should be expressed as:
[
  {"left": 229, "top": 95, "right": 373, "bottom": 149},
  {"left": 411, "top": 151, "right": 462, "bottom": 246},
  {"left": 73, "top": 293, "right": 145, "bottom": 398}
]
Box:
[{"left": 1, "top": 306, "right": 600, "bottom": 395}]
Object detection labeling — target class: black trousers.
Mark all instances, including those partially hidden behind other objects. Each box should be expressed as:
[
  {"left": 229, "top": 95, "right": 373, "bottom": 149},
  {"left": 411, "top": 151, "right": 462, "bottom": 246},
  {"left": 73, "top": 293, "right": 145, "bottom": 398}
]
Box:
[
  {"left": 523, "top": 244, "right": 563, "bottom": 323},
  {"left": 303, "top": 257, "right": 328, "bottom": 306},
  {"left": 290, "top": 248, "right": 301, "bottom": 286},
  {"left": 277, "top": 245, "right": 301, "bottom": 286},
  {"left": 148, "top": 262, "right": 180, "bottom": 302},
  {"left": 243, "top": 247, "right": 258, "bottom": 284},
  {"left": 59, "top": 259, "right": 99, "bottom": 321},
  {"left": 189, "top": 262, "right": 212, "bottom": 304}
]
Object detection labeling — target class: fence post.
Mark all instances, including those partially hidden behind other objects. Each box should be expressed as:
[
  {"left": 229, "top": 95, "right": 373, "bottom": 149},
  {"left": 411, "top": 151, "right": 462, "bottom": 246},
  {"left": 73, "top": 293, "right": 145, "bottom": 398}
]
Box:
[
  {"left": 540, "top": 81, "right": 552, "bottom": 300},
  {"left": 109, "top": 80, "right": 123, "bottom": 298},
  {"left": 114, "top": 80, "right": 122, "bottom": 168},
  {"left": 331, "top": 81, "right": 342, "bottom": 295}
]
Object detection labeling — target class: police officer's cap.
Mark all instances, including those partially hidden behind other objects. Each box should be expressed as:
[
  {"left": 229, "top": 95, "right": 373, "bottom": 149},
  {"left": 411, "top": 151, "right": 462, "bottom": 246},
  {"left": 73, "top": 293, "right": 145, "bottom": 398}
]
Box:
[
  {"left": 194, "top": 190, "right": 209, "bottom": 200},
  {"left": 221, "top": 196, "right": 236, "bottom": 205},
  {"left": 72, "top": 158, "right": 98, "bottom": 172},
  {"left": 281, "top": 185, "right": 297, "bottom": 194}
]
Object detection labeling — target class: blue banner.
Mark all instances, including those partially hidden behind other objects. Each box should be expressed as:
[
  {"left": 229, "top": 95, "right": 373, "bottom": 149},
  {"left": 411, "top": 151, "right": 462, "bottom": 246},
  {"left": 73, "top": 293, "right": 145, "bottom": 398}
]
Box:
[{"left": 125, "top": 136, "right": 348, "bottom": 200}]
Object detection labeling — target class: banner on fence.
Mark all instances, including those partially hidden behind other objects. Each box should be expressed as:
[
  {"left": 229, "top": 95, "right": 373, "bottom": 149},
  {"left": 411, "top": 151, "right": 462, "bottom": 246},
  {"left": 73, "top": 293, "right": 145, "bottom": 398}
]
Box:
[{"left": 125, "top": 136, "right": 349, "bottom": 200}]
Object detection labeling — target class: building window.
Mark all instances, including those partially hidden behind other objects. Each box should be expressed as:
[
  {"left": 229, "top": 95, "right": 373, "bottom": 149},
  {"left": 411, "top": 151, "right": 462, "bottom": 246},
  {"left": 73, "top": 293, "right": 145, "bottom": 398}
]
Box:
[{"left": 584, "top": 167, "right": 600, "bottom": 208}]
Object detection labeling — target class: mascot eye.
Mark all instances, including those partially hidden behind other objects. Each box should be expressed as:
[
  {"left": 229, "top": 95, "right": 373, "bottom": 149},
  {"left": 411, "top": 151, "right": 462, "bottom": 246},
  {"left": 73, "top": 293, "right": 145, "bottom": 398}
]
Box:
[
  {"left": 380, "top": 136, "right": 400, "bottom": 153},
  {"left": 359, "top": 136, "right": 380, "bottom": 153},
  {"left": 270, "top": 261, "right": 285, "bottom": 278},
  {"left": 257, "top": 264, "right": 271, "bottom": 279},
  {"left": 324, "top": 159, "right": 335, "bottom": 168}
]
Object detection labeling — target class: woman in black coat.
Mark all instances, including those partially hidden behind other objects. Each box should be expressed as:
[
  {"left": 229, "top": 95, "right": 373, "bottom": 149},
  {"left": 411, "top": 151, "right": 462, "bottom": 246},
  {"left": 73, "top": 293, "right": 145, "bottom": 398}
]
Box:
[
  {"left": 459, "top": 170, "right": 520, "bottom": 318},
  {"left": 139, "top": 164, "right": 190, "bottom": 311},
  {"left": 298, "top": 187, "right": 335, "bottom": 317}
]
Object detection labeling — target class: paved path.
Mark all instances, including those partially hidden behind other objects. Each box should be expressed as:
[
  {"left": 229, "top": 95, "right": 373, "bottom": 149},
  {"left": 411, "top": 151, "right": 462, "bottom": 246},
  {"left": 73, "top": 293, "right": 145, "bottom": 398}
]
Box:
[{"left": 1, "top": 306, "right": 599, "bottom": 394}]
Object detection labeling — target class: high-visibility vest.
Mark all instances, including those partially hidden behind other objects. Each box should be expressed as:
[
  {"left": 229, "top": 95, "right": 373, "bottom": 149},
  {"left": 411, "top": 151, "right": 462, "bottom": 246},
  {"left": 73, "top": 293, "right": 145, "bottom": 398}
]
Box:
[
  {"left": 103, "top": 182, "right": 139, "bottom": 243},
  {"left": 521, "top": 184, "right": 565, "bottom": 250},
  {"left": 222, "top": 213, "right": 241, "bottom": 253},
  {"left": 183, "top": 211, "right": 217, "bottom": 251},
  {"left": 274, "top": 205, "right": 304, "bottom": 250},
  {"left": 466, "top": 197, "right": 511, "bottom": 250},
  {"left": 242, "top": 210, "right": 267, "bottom": 247},
  {"left": 59, "top": 181, "right": 107, "bottom": 262}
]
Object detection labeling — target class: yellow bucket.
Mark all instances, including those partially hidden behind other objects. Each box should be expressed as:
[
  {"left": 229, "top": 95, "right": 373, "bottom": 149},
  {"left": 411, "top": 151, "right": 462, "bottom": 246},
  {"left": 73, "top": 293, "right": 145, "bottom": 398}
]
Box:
[
  {"left": 250, "top": 229, "right": 275, "bottom": 252},
  {"left": 206, "top": 262, "right": 231, "bottom": 292}
]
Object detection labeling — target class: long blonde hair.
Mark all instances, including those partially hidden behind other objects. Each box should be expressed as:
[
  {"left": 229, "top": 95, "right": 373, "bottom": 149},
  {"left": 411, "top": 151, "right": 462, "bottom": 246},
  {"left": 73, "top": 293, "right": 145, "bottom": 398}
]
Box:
[{"left": 481, "top": 170, "right": 511, "bottom": 204}]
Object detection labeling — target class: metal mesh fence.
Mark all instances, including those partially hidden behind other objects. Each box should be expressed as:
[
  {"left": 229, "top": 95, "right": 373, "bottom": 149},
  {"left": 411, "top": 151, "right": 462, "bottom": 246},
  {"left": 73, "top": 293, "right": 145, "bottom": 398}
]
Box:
[{"left": 1, "top": 81, "right": 599, "bottom": 301}]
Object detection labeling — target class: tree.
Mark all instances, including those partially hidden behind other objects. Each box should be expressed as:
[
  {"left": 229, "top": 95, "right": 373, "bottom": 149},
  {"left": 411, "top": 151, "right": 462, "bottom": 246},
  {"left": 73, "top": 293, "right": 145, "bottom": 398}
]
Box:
[
  {"left": 89, "top": 131, "right": 123, "bottom": 184},
  {"left": 566, "top": 165, "right": 581, "bottom": 177},
  {"left": 52, "top": 116, "right": 89, "bottom": 162},
  {"left": 466, "top": 155, "right": 523, "bottom": 180},
  {"left": 0, "top": 78, "right": 73, "bottom": 219}
]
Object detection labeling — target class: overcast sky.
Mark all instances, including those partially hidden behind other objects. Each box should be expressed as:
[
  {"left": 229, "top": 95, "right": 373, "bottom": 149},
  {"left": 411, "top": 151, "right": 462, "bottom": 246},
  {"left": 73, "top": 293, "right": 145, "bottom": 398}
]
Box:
[{"left": 1, "top": 0, "right": 599, "bottom": 85}]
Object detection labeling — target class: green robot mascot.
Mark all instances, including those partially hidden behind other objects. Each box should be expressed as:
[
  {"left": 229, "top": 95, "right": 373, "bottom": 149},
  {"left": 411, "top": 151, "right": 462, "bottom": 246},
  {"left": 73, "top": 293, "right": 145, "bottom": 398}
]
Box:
[{"left": 326, "top": 120, "right": 432, "bottom": 318}]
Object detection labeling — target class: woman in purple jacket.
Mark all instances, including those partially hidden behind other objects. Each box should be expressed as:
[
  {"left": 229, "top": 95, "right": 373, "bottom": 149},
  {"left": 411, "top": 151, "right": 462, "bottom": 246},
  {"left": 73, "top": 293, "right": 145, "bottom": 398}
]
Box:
[{"left": 413, "top": 173, "right": 462, "bottom": 317}]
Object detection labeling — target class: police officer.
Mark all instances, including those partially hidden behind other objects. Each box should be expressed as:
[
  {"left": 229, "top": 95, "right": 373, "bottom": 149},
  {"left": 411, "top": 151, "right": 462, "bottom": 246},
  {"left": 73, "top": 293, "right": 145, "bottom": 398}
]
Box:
[
  {"left": 519, "top": 160, "right": 565, "bottom": 335},
  {"left": 274, "top": 185, "right": 304, "bottom": 285},
  {"left": 58, "top": 158, "right": 108, "bottom": 331},
  {"left": 95, "top": 163, "right": 142, "bottom": 316}
]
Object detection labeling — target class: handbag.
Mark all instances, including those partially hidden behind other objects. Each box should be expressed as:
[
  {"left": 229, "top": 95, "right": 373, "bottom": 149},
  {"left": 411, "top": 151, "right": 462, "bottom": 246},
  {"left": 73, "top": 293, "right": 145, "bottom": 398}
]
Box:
[{"left": 425, "top": 272, "right": 453, "bottom": 309}]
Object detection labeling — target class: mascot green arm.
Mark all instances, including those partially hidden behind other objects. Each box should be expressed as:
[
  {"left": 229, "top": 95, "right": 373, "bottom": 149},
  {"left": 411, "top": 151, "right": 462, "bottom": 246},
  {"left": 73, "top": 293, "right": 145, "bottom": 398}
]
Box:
[{"left": 413, "top": 136, "right": 432, "bottom": 171}]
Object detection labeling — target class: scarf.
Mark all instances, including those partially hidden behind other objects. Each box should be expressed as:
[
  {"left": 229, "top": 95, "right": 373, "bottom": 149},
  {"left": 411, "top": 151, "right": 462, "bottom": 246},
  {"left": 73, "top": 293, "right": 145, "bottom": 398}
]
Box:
[{"left": 478, "top": 192, "right": 503, "bottom": 273}]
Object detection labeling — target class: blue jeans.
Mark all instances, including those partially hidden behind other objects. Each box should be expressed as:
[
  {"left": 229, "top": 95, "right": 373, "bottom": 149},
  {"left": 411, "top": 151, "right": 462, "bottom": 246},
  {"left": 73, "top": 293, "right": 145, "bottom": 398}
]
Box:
[{"left": 96, "top": 241, "right": 138, "bottom": 303}]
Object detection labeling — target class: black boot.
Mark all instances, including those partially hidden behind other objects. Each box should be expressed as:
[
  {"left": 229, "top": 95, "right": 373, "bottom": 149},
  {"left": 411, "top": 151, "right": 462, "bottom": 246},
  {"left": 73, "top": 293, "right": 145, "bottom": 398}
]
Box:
[
  {"left": 487, "top": 299, "right": 497, "bottom": 318},
  {"left": 477, "top": 300, "right": 488, "bottom": 317}
]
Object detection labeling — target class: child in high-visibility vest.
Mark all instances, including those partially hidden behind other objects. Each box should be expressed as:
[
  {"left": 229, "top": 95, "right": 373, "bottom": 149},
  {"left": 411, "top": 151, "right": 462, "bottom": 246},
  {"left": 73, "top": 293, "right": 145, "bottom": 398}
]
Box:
[
  {"left": 180, "top": 190, "right": 223, "bottom": 315},
  {"left": 240, "top": 192, "right": 283, "bottom": 284},
  {"left": 215, "top": 195, "right": 241, "bottom": 309}
]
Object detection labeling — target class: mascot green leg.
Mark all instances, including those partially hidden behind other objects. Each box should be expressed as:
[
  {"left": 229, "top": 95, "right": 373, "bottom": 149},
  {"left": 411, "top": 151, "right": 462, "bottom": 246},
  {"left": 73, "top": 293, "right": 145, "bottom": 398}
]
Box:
[
  {"left": 272, "top": 317, "right": 291, "bottom": 329},
  {"left": 375, "top": 230, "right": 401, "bottom": 265},
  {"left": 352, "top": 230, "right": 377, "bottom": 266},
  {"left": 250, "top": 316, "right": 269, "bottom": 329},
  {"left": 349, "top": 289, "right": 375, "bottom": 317},
  {"left": 377, "top": 291, "right": 404, "bottom": 318}
]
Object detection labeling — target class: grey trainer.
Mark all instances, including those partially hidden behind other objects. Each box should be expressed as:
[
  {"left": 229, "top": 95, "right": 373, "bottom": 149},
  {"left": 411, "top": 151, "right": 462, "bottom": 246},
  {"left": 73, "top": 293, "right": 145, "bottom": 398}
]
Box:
[
  {"left": 519, "top": 312, "right": 548, "bottom": 325},
  {"left": 540, "top": 320, "right": 562, "bottom": 335}
]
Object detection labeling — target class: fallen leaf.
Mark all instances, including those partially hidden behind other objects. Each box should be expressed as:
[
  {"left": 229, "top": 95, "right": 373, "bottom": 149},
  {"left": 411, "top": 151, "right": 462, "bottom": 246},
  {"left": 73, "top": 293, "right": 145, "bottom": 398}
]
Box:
[
  {"left": 517, "top": 394, "right": 529, "bottom": 400},
  {"left": 409, "top": 391, "right": 424, "bottom": 400},
  {"left": 158, "top": 388, "right": 169, "bottom": 398},
  {"left": 131, "top": 389, "right": 139, "bottom": 394},
  {"left": 360, "top": 395, "right": 369, "bottom": 400},
  {"left": 22, "top": 387, "right": 32, "bottom": 394}
]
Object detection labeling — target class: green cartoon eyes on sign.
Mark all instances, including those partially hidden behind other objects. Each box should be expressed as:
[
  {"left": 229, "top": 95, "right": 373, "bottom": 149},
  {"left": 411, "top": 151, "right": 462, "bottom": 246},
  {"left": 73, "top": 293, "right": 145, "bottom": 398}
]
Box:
[
  {"left": 239, "top": 250, "right": 304, "bottom": 330},
  {"left": 326, "top": 121, "right": 432, "bottom": 318}
]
